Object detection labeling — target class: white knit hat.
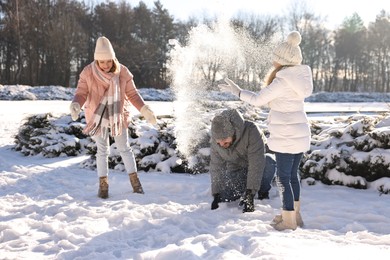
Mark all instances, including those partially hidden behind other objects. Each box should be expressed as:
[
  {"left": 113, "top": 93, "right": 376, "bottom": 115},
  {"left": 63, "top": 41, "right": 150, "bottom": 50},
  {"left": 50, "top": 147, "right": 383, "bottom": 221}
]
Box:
[
  {"left": 94, "top": 36, "right": 116, "bottom": 60},
  {"left": 272, "top": 31, "right": 303, "bottom": 66}
]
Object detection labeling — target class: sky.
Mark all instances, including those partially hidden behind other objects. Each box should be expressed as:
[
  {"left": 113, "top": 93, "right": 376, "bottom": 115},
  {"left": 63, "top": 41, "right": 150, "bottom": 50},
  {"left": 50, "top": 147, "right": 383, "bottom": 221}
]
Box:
[
  {"left": 1, "top": 86, "right": 390, "bottom": 259},
  {"left": 122, "top": 0, "right": 388, "bottom": 28}
]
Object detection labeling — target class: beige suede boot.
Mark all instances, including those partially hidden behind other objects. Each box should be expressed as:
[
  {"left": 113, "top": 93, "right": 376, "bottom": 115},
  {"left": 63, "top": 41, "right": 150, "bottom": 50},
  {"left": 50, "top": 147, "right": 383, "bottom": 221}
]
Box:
[
  {"left": 129, "top": 172, "right": 144, "bottom": 194},
  {"left": 98, "top": 176, "right": 109, "bottom": 199},
  {"left": 272, "top": 201, "right": 304, "bottom": 227},
  {"left": 272, "top": 213, "right": 282, "bottom": 224},
  {"left": 273, "top": 210, "right": 297, "bottom": 231},
  {"left": 295, "top": 201, "right": 304, "bottom": 227}
]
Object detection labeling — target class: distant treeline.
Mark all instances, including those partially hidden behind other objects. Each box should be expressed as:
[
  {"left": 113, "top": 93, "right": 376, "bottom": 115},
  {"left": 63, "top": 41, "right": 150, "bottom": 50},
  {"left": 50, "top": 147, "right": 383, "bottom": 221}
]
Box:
[{"left": 0, "top": 0, "right": 389, "bottom": 92}]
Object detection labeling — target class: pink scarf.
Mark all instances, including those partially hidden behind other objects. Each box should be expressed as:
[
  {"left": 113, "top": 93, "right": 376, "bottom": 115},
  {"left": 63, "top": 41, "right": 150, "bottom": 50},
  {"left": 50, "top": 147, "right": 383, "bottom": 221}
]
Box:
[{"left": 83, "top": 61, "right": 122, "bottom": 138}]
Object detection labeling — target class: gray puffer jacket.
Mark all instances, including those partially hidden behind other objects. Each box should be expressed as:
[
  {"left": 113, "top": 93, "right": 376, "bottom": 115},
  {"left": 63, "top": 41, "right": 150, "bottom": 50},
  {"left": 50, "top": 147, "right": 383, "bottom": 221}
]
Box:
[{"left": 210, "top": 109, "right": 266, "bottom": 196}]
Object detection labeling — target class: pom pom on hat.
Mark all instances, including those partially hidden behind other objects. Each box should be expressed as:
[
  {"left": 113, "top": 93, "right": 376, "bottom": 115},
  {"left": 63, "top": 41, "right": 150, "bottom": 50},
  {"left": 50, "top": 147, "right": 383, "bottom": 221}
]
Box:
[
  {"left": 94, "top": 36, "right": 116, "bottom": 61},
  {"left": 272, "top": 31, "right": 303, "bottom": 66},
  {"left": 286, "top": 31, "right": 302, "bottom": 46}
]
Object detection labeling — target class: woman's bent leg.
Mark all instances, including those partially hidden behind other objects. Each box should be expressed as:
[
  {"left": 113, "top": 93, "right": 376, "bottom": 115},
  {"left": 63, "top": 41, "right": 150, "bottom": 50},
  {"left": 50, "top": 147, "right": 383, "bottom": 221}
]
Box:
[{"left": 114, "top": 128, "right": 137, "bottom": 174}]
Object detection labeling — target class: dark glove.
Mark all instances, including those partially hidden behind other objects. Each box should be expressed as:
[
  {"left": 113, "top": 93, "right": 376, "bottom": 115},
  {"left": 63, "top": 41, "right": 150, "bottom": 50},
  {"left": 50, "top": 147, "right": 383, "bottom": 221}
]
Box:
[
  {"left": 211, "top": 193, "right": 221, "bottom": 210},
  {"left": 242, "top": 189, "right": 255, "bottom": 213}
]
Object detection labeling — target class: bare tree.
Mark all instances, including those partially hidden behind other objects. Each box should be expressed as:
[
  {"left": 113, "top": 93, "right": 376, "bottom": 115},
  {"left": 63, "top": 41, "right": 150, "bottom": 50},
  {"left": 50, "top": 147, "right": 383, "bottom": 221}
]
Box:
[
  {"left": 0, "top": 0, "right": 24, "bottom": 84},
  {"left": 284, "top": 0, "right": 336, "bottom": 92},
  {"left": 334, "top": 13, "right": 366, "bottom": 91},
  {"left": 367, "top": 10, "right": 390, "bottom": 92},
  {"left": 0, "top": 0, "right": 388, "bottom": 93}
]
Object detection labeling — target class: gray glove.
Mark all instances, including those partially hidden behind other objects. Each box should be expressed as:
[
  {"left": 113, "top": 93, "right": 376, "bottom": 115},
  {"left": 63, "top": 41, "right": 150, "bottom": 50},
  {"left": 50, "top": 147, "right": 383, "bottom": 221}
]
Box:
[
  {"left": 218, "top": 78, "right": 242, "bottom": 97},
  {"left": 69, "top": 102, "right": 81, "bottom": 121}
]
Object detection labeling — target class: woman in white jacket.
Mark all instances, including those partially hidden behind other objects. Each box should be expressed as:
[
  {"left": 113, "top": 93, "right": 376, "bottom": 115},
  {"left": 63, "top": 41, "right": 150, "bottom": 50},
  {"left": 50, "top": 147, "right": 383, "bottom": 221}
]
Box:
[{"left": 219, "top": 31, "right": 313, "bottom": 231}]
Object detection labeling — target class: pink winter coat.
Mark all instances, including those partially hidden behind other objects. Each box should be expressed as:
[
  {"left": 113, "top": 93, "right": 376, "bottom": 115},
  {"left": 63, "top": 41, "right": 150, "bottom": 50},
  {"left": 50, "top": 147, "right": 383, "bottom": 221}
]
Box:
[{"left": 72, "top": 62, "right": 146, "bottom": 127}]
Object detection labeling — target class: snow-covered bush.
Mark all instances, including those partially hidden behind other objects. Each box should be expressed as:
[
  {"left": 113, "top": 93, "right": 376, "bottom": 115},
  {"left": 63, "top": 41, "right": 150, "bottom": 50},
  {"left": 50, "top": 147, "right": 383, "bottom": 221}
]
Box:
[
  {"left": 12, "top": 100, "right": 390, "bottom": 194},
  {"left": 12, "top": 102, "right": 266, "bottom": 175},
  {"left": 13, "top": 112, "right": 211, "bottom": 174},
  {"left": 80, "top": 116, "right": 198, "bottom": 173},
  {"left": 14, "top": 113, "right": 90, "bottom": 157},
  {"left": 302, "top": 113, "right": 390, "bottom": 194}
]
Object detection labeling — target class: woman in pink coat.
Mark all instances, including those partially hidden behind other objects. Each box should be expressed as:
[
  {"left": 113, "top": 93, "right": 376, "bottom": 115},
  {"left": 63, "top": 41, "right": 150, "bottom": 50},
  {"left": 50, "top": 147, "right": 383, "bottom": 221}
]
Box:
[
  {"left": 219, "top": 31, "right": 313, "bottom": 231},
  {"left": 70, "top": 36, "right": 157, "bottom": 198}
]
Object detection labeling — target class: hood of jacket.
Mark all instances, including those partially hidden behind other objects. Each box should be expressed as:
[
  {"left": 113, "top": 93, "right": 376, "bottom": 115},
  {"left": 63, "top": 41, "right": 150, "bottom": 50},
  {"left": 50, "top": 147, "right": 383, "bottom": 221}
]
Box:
[{"left": 211, "top": 109, "right": 245, "bottom": 144}]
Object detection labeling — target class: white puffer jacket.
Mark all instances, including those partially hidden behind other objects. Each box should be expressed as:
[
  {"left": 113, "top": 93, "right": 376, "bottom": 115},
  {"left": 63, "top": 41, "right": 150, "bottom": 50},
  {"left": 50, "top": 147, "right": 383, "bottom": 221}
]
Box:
[{"left": 240, "top": 65, "right": 313, "bottom": 153}]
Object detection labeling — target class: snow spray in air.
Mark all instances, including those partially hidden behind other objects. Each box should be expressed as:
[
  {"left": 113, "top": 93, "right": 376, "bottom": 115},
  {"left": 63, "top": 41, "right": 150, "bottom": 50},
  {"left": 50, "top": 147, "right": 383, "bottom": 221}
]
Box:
[{"left": 167, "top": 18, "right": 273, "bottom": 171}]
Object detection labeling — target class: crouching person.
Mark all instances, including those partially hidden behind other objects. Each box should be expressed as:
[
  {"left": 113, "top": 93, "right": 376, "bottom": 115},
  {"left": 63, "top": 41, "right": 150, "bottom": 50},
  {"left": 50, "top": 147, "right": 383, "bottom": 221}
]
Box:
[
  {"left": 209, "top": 109, "right": 276, "bottom": 212},
  {"left": 70, "top": 36, "right": 157, "bottom": 198}
]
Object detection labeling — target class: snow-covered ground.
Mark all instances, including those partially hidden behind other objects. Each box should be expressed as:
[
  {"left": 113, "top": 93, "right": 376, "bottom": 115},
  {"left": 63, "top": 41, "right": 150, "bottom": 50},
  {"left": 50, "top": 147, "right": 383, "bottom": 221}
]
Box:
[
  {"left": 0, "top": 98, "right": 390, "bottom": 259},
  {"left": 1, "top": 94, "right": 390, "bottom": 259}
]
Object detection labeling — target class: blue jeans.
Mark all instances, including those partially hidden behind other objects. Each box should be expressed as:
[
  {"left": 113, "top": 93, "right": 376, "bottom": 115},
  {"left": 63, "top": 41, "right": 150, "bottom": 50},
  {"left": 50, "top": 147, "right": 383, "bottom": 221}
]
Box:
[
  {"left": 219, "top": 153, "right": 276, "bottom": 201},
  {"left": 275, "top": 152, "right": 303, "bottom": 211},
  {"left": 259, "top": 154, "right": 276, "bottom": 194}
]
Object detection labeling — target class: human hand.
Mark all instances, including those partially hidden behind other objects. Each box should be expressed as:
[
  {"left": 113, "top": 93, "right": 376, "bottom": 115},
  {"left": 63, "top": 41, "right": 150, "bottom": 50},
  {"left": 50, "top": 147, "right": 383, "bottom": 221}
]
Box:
[
  {"left": 211, "top": 193, "right": 221, "bottom": 210},
  {"left": 218, "top": 78, "right": 242, "bottom": 97},
  {"left": 140, "top": 105, "right": 157, "bottom": 125},
  {"left": 242, "top": 189, "right": 255, "bottom": 213},
  {"left": 69, "top": 102, "right": 81, "bottom": 121}
]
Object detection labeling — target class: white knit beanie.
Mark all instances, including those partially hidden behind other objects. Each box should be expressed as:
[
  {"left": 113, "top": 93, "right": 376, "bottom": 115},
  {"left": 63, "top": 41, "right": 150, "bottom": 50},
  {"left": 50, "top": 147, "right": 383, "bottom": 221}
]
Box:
[
  {"left": 94, "top": 36, "right": 116, "bottom": 61},
  {"left": 272, "top": 31, "right": 303, "bottom": 66}
]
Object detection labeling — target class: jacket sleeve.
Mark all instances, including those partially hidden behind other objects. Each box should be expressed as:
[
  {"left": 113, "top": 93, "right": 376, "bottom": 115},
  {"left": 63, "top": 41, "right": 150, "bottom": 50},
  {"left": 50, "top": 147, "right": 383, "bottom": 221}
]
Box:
[
  {"left": 72, "top": 67, "right": 90, "bottom": 107},
  {"left": 122, "top": 66, "right": 146, "bottom": 111},
  {"left": 245, "top": 123, "right": 266, "bottom": 192},
  {"left": 240, "top": 65, "right": 313, "bottom": 107},
  {"left": 209, "top": 142, "right": 226, "bottom": 196},
  {"left": 239, "top": 78, "right": 286, "bottom": 107}
]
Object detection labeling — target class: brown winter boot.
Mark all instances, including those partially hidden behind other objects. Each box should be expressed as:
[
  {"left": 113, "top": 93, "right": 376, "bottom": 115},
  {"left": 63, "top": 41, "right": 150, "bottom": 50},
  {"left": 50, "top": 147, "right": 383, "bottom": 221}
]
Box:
[
  {"left": 129, "top": 172, "right": 144, "bottom": 194},
  {"left": 98, "top": 176, "right": 109, "bottom": 199}
]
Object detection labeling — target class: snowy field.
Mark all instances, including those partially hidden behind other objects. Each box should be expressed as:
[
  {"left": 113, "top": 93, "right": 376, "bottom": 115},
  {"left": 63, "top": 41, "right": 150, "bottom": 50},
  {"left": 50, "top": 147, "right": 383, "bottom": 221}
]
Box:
[{"left": 1, "top": 98, "right": 390, "bottom": 260}]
